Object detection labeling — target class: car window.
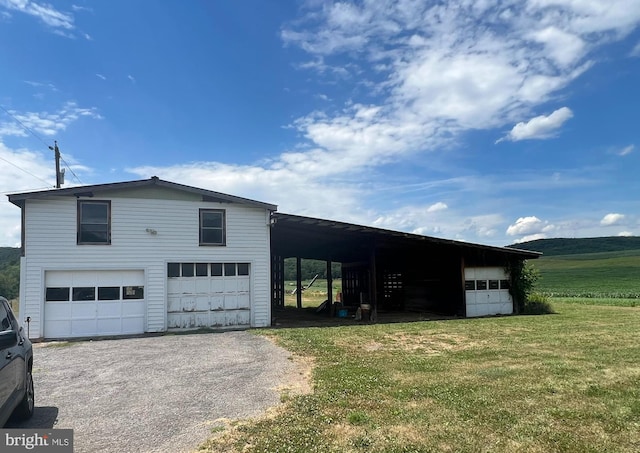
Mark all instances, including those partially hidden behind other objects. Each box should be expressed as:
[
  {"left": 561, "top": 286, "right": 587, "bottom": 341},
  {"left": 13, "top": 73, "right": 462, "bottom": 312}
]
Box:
[{"left": 0, "top": 302, "right": 10, "bottom": 332}]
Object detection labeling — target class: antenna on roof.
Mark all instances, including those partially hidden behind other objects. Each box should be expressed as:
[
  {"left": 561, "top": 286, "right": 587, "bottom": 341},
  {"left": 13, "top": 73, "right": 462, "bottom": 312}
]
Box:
[{"left": 48, "top": 140, "right": 64, "bottom": 188}]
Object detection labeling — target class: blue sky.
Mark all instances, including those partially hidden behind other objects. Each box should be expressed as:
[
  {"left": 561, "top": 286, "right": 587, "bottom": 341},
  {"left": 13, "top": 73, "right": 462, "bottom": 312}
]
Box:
[{"left": 1, "top": 0, "right": 639, "bottom": 248}]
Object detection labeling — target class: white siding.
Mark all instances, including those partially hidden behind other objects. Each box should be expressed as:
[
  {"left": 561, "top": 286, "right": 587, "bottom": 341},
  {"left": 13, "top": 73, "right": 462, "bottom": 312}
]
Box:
[{"left": 21, "top": 193, "right": 272, "bottom": 338}]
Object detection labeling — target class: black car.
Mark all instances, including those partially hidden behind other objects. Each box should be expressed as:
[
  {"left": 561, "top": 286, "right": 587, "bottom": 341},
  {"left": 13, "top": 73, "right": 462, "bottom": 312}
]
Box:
[{"left": 0, "top": 296, "right": 34, "bottom": 427}]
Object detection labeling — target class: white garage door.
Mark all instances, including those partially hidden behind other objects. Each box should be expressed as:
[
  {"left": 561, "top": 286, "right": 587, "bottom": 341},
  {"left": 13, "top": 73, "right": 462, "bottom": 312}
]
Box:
[
  {"left": 167, "top": 262, "right": 250, "bottom": 329},
  {"left": 464, "top": 267, "right": 512, "bottom": 317},
  {"left": 44, "top": 270, "right": 145, "bottom": 338}
]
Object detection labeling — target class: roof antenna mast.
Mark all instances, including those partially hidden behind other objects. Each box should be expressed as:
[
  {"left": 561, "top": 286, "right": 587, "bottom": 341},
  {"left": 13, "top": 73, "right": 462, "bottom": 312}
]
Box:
[{"left": 48, "top": 140, "right": 64, "bottom": 188}]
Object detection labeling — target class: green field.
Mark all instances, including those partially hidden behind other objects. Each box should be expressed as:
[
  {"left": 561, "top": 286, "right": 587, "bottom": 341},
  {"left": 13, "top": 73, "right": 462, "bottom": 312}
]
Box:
[
  {"left": 531, "top": 249, "right": 640, "bottom": 298},
  {"left": 201, "top": 301, "right": 640, "bottom": 453}
]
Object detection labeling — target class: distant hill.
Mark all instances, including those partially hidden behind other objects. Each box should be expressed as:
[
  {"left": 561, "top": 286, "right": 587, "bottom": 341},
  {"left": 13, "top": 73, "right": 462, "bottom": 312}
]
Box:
[{"left": 510, "top": 237, "right": 640, "bottom": 256}]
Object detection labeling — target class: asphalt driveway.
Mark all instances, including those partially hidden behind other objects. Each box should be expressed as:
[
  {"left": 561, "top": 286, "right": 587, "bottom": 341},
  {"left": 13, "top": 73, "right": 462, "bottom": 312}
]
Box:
[{"left": 7, "top": 331, "right": 300, "bottom": 453}]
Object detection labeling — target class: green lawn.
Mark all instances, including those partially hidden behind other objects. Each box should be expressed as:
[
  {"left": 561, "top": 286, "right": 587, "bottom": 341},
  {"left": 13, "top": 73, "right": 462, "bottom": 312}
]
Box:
[{"left": 200, "top": 301, "right": 640, "bottom": 453}]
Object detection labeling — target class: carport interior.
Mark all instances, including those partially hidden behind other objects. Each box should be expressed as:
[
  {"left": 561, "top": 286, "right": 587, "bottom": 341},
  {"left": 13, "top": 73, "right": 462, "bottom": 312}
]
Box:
[{"left": 270, "top": 213, "right": 532, "bottom": 323}]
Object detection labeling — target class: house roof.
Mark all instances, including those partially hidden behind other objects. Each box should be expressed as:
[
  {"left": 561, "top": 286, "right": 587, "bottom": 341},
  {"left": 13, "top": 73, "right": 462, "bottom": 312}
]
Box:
[
  {"left": 271, "top": 212, "right": 541, "bottom": 262},
  {"left": 7, "top": 176, "right": 277, "bottom": 211}
]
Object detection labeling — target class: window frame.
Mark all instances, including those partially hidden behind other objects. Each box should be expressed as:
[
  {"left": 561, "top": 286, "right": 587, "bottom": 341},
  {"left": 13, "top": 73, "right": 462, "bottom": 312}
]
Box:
[
  {"left": 77, "top": 200, "right": 111, "bottom": 245},
  {"left": 199, "top": 209, "right": 226, "bottom": 246}
]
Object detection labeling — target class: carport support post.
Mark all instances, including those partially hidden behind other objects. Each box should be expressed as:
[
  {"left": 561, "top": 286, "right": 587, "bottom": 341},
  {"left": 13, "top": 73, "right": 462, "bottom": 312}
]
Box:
[
  {"left": 296, "top": 257, "right": 303, "bottom": 309},
  {"left": 326, "top": 260, "right": 334, "bottom": 317},
  {"left": 369, "top": 247, "right": 378, "bottom": 321}
]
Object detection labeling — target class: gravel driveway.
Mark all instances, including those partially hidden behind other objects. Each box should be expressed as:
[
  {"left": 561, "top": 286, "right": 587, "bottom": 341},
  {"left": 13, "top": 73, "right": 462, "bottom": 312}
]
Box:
[{"left": 7, "top": 331, "right": 300, "bottom": 453}]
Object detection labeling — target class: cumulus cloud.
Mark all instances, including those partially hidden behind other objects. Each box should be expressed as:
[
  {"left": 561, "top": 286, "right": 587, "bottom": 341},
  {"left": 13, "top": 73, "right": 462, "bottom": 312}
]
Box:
[
  {"left": 506, "top": 216, "right": 555, "bottom": 237},
  {"left": 498, "top": 107, "right": 574, "bottom": 142},
  {"left": 512, "top": 233, "right": 548, "bottom": 244},
  {"left": 618, "top": 231, "right": 633, "bottom": 237},
  {"left": 427, "top": 202, "right": 448, "bottom": 212},
  {"left": 601, "top": 213, "right": 625, "bottom": 226}
]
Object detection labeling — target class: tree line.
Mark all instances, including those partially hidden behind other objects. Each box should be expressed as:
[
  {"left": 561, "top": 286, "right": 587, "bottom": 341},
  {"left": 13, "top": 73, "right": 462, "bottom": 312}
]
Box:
[
  {"left": 0, "top": 247, "right": 20, "bottom": 300},
  {"left": 283, "top": 258, "right": 341, "bottom": 281}
]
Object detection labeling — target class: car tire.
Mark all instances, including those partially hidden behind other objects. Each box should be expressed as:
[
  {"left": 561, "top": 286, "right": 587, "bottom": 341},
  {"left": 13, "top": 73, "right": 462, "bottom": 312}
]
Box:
[{"left": 12, "top": 370, "right": 35, "bottom": 421}]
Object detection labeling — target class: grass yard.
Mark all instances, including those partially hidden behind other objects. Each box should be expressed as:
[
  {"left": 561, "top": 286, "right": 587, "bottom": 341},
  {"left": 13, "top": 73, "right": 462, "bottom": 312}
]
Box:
[{"left": 200, "top": 301, "right": 640, "bottom": 453}]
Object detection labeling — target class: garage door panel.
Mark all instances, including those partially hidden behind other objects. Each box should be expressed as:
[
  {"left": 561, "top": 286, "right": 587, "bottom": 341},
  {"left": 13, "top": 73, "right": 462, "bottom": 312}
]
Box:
[
  {"left": 122, "top": 317, "right": 144, "bottom": 333},
  {"left": 72, "top": 319, "right": 98, "bottom": 336},
  {"left": 195, "top": 296, "right": 209, "bottom": 311},
  {"left": 45, "top": 270, "right": 145, "bottom": 338},
  {"left": 238, "top": 278, "right": 250, "bottom": 292},
  {"left": 195, "top": 279, "right": 210, "bottom": 293},
  {"left": 71, "top": 303, "right": 96, "bottom": 319},
  {"left": 211, "top": 280, "right": 225, "bottom": 293},
  {"left": 97, "top": 318, "right": 121, "bottom": 335},
  {"left": 225, "top": 295, "right": 239, "bottom": 310},
  {"left": 122, "top": 301, "right": 144, "bottom": 317},
  {"left": 210, "top": 296, "right": 224, "bottom": 310},
  {"left": 97, "top": 301, "right": 121, "bottom": 317},
  {"left": 237, "top": 294, "right": 250, "bottom": 309},
  {"left": 224, "top": 279, "right": 238, "bottom": 292},
  {"left": 210, "top": 311, "right": 225, "bottom": 327}
]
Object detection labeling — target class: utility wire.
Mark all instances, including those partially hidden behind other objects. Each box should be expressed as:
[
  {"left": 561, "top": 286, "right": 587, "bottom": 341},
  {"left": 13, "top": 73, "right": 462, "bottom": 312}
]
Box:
[
  {"left": 0, "top": 104, "right": 51, "bottom": 149},
  {"left": 59, "top": 156, "right": 82, "bottom": 185},
  {"left": 0, "top": 155, "right": 54, "bottom": 187},
  {"left": 0, "top": 103, "right": 83, "bottom": 186}
]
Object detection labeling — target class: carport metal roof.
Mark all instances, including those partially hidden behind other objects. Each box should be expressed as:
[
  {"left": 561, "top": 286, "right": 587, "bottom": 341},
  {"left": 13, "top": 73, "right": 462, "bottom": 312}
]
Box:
[{"left": 271, "top": 212, "right": 541, "bottom": 263}]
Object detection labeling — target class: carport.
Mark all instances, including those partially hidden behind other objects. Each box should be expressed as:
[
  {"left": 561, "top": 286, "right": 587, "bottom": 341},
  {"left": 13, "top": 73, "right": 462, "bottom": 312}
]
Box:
[{"left": 270, "top": 213, "right": 539, "bottom": 322}]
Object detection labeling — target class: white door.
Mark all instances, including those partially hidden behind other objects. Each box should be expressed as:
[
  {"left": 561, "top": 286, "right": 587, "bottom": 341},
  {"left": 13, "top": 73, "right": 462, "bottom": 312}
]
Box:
[
  {"left": 167, "top": 262, "right": 251, "bottom": 329},
  {"left": 464, "top": 267, "right": 512, "bottom": 317},
  {"left": 44, "top": 270, "right": 145, "bottom": 338}
]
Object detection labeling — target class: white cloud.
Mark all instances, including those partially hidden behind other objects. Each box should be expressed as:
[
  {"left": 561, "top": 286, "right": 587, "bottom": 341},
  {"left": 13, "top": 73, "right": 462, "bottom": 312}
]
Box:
[
  {"left": 280, "top": 1, "right": 640, "bottom": 170},
  {"left": 618, "top": 231, "right": 633, "bottom": 237},
  {"left": 512, "top": 233, "right": 548, "bottom": 244},
  {"left": 632, "top": 42, "right": 640, "bottom": 57},
  {"left": 528, "top": 27, "right": 586, "bottom": 67},
  {"left": 427, "top": 202, "right": 448, "bottom": 213},
  {"left": 0, "top": 0, "right": 74, "bottom": 30},
  {"left": 0, "top": 102, "right": 101, "bottom": 138},
  {"left": 498, "top": 107, "right": 574, "bottom": 142},
  {"left": 506, "top": 216, "right": 555, "bottom": 236},
  {"left": 0, "top": 142, "right": 57, "bottom": 246},
  {"left": 618, "top": 144, "right": 634, "bottom": 156},
  {"left": 601, "top": 213, "right": 625, "bottom": 226},
  {"left": 127, "top": 75, "right": 136, "bottom": 83},
  {"left": 96, "top": 73, "right": 107, "bottom": 80}
]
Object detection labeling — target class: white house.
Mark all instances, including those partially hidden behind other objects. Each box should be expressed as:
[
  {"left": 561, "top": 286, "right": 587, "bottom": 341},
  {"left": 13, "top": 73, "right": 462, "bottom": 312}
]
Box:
[{"left": 8, "top": 177, "right": 276, "bottom": 340}]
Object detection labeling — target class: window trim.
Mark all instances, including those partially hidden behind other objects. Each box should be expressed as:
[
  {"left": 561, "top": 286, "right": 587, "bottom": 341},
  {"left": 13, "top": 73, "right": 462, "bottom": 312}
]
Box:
[
  {"left": 199, "top": 209, "right": 226, "bottom": 246},
  {"left": 77, "top": 200, "right": 111, "bottom": 245}
]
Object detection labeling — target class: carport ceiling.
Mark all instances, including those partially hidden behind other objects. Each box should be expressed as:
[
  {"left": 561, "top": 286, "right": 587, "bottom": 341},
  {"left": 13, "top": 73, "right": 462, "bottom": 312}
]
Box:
[{"left": 270, "top": 213, "right": 539, "bottom": 263}]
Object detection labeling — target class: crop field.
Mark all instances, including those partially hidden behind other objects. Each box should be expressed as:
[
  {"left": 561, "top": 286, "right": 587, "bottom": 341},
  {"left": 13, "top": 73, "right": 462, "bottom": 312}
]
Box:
[{"left": 530, "top": 249, "right": 640, "bottom": 299}]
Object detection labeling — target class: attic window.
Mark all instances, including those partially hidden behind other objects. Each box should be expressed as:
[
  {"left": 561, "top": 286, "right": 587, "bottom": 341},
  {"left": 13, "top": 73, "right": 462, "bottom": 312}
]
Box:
[
  {"left": 78, "top": 200, "right": 111, "bottom": 245},
  {"left": 199, "top": 209, "right": 226, "bottom": 246}
]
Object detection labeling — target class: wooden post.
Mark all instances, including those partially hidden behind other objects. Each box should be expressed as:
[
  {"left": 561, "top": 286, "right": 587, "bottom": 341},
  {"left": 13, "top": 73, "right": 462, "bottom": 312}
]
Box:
[
  {"left": 369, "top": 246, "right": 377, "bottom": 322},
  {"left": 326, "top": 260, "right": 333, "bottom": 317},
  {"left": 460, "top": 255, "right": 467, "bottom": 317},
  {"left": 296, "top": 257, "right": 302, "bottom": 309}
]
